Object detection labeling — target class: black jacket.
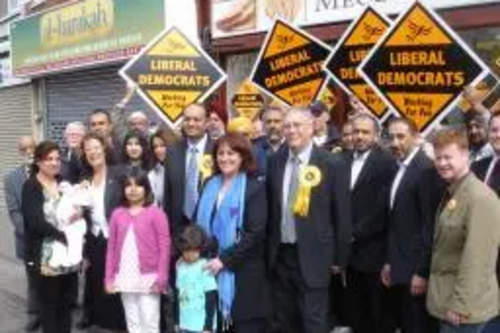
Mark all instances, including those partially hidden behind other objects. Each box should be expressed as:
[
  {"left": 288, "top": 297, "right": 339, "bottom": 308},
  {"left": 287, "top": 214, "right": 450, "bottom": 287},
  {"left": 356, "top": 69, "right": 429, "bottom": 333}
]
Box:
[
  {"left": 21, "top": 177, "right": 63, "bottom": 270},
  {"left": 267, "top": 146, "right": 352, "bottom": 288},
  {"left": 349, "top": 147, "right": 398, "bottom": 273},
  {"left": 387, "top": 150, "right": 444, "bottom": 283}
]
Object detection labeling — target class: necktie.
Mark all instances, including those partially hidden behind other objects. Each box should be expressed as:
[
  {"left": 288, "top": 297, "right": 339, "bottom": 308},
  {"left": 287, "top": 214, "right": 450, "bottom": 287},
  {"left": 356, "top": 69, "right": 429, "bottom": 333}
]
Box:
[
  {"left": 282, "top": 156, "right": 300, "bottom": 243},
  {"left": 184, "top": 147, "right": 199, "bottom": 219}
]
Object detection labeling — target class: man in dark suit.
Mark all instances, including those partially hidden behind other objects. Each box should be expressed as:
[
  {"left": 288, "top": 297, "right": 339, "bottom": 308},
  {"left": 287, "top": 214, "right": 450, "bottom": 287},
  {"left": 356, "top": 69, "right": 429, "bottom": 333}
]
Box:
[
  {"left": 163, "top": 103, "right": 215, "bottom": 237},
  {"left": 382, "top": 118, "right": 441, "bottom": 333},
  {"left": 253, "top": 105, "right": 285, "bottom": 179},
  {"left": 345, "top": 114, "right": 398, "bottom": 333},
  {"left": 61, "top": 122, "right": 85, "bottom": 184},
  {"left": 267, "top": 107, "right": 351, "bottom": 333},
  {"left": 3, "top": 136, "right": 39, "bottom": 331},
  {"left": 472, "top": 112, "right": 500, "bottom": 196}
]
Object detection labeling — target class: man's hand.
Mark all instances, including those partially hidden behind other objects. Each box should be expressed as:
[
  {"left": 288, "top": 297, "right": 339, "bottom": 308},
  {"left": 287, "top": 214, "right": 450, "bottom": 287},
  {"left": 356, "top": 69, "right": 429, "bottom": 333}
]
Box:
[
  {"left": 410, "top": 275, "right": 427, "bottom": 296},
  {"left": 380, "top": 264, "right": 391, "bottom": 288},
  {"left": 445, "top": 310, "right": 467, "bottom": 326}
]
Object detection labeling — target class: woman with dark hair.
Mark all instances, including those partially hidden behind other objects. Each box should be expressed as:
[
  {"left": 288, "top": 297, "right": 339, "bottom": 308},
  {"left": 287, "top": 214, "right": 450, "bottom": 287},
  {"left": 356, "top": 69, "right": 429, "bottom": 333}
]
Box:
[
  {"left": 121, "top": 130, "right": 153, "bottom": 171},
  {"left": 21, "top": 141, "right": 77, "bottom": 333},
  {"left": 105, "top": 168, "right": 171, "bottom": 333},
  {"left": 149, "top": 127, "right": 178, "bottom": 206},
  {"left": 79, "top": 131, "right": 127, "bottom": 332},
  {"left": 195, "top": 133, "right": 271, "bottom": 332}
]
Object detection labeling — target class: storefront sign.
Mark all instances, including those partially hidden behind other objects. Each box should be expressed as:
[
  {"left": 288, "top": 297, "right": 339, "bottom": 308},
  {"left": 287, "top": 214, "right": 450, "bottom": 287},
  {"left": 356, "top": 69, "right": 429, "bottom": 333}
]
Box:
[
  {"left": 325, "top": 7, "right": 390, "bottom": 120},
  {"left": 120, "top": 27, "right": 226, "bottom": 128},
  {"left": 11, "top": 0, "right": 164, "bottom": 77},
  {"left": 231, "top": 79, "right": 265, "bottom": 119},
  {"left": 251, "top": 19, "right": 331, "bottom": 107},
  {"left": 211, "top": 0, "right": 497, "bottom": 39},
  {"left": 359, "top": 2, "right": 488, "bottom": 135}
]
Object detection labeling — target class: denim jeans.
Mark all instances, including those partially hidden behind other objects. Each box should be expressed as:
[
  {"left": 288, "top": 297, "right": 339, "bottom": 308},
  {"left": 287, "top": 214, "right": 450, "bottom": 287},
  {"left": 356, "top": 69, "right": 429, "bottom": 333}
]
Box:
[
  {"left": 483, "top": 316, "right": 500, "bottom": 332},
  {"left": 440, "top": 321, "right": 486, "bottom": 333}
]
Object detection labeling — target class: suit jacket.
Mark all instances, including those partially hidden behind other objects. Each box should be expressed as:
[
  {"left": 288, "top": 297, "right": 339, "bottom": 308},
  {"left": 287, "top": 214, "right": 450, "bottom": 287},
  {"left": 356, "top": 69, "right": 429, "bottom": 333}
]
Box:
[
  {"left": 387, "top": 150, "right": 445, "bottom": 284},
  {"left": 203, "top": 177, "right": 272, "bottom": 321},
  {"left": 4, "top": 166, "right": 29, "bottom": 260},
  {"left": 427, "top": 174, "right": 500, "bottom": 323},
  {"left": 252, "top": 137, "right": 284, "bottom": 180},
  {"left": 267, "top": 145, "right": 352, "bottom": 288},
  {"left": 349, "top": 147, "right": 398, "bottom": 273},
  {"left": 60, "top": 149, "right": 83, "bottom": 184},
  {"left": 163, "top": 137, "right": 214, "bottom": 236},
  {"left": 472, "top": 157, "right": 500, "bottom": 196}
]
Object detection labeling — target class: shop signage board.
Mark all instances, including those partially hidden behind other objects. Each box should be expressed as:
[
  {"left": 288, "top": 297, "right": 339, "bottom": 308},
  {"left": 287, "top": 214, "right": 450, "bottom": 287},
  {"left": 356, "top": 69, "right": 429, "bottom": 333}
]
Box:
[
  {"left": 359, "top": 1, "right": 488, "bottom": 135},
  {"left": 250, "top": 19, "right": 331, "bottom": 107},
  {"left": 11, "top": 0, "right": 165, "bottom": 77},
  {"left": 211, "top": 0, "right": 497, "bottom": 38},
  {"left": 325, "top": 7, "right": 391, "bottom": 120},
  {"left": 120, "top": 27, "right": 226, "bottom": 128},
  {"left": 231, "top": 79, "right": 265, "bottom": 119}
]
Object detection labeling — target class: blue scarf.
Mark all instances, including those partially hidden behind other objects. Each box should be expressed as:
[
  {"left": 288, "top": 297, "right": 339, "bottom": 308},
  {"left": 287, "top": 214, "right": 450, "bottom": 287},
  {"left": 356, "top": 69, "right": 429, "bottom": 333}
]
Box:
[{"left": 196, "top": 173, "right": 246, "bottom": 321}]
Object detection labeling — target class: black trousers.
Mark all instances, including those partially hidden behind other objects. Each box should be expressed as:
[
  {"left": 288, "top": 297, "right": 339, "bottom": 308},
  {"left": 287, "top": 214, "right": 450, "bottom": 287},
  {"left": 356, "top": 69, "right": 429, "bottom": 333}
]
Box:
[
  {"left": 38, "top": 272, "right": 77, "bottom": 333},
  {"left": 86, "top": 233, "right": 126, "bottom": 330},
  {"left": 344, "top": 267, "right": 393, "bottom": 333},
  {"left": 25, "top": 264, "right": 40, "bottom": 316},
  {"left": 387, "top": 284, "right": 439, "bottom": 333},
  {"left": 272, "top": 244, "right": 329, "bottom": 333}
]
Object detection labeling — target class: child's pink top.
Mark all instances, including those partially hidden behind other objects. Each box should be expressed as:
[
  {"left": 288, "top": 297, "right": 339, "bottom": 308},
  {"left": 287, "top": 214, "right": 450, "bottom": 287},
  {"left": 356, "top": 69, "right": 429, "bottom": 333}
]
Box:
[{"left": 105, "top": 205, "right": 171, "bottom": 291}]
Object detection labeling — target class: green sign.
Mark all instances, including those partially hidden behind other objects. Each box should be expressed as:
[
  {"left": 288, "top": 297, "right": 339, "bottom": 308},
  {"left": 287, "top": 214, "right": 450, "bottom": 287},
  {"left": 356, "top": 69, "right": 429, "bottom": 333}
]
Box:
[{"left": 11, "top": 0, "right": 164, "bottom": 77}]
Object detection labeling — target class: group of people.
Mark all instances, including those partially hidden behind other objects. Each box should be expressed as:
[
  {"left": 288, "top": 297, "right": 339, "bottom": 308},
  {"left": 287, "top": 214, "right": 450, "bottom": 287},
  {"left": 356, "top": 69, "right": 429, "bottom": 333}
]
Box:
[{"left": 4, "top": 94, "right": 500, "bottom": 333}]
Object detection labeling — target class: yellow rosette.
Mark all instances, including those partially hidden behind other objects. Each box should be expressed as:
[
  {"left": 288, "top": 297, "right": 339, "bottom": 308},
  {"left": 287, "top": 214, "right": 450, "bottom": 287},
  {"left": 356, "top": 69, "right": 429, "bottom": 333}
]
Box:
[
  {"left": 199, "top": 154, "right": 214, "bottom": 184},
  {"left": 293, "top": 165, "right": 322, "bottom": 217}
]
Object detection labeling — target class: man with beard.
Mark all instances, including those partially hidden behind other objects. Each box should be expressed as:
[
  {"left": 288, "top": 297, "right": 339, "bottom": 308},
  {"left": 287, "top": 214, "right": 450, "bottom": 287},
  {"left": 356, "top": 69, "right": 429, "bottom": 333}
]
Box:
[
  {"left": 465, "top": 111, "right": 493, "bottom": 163},
  {"left": 382, "top": 118, "right": 442, "bottom": 333},
  {"left": 344, "top": 114, "right": 398, "bottom": 333},
  {"left": 253, "top": 106, "right": 285, "bottom": 179}
]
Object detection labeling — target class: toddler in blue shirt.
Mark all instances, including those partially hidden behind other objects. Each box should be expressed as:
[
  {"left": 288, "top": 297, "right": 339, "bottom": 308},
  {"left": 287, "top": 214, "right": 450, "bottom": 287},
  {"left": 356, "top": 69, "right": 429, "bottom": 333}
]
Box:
[{"left": 176, "top": 225, "right": 217, "bottom": 333}]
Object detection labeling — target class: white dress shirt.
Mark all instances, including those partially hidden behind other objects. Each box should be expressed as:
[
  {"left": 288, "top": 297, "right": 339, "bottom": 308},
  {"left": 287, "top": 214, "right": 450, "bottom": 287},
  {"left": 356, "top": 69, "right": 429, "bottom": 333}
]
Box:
[
  {"left": 90, "top": 176, "right": 108, "bottom": 238},
  {"left": 350, "top": 150, "right": 371, "bottom": 189},
  {"left": 148, "top": 163, "right": 165, "bottom": 206},
  {"left": 390, "top": 148, "right": 420, "bottom": 209},
  {"left": 485, "top": 155, "right": 500, "bottom": 184}
]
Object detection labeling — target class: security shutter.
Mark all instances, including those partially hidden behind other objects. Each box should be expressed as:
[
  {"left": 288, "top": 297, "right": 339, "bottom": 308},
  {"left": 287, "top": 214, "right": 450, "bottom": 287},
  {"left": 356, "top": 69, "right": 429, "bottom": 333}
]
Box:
[
  {"left": 0, "top": 84, "right": 33, "bottom": 210},
  {"left": 45, "top": 64, "right": 158, "bottom": 144}
]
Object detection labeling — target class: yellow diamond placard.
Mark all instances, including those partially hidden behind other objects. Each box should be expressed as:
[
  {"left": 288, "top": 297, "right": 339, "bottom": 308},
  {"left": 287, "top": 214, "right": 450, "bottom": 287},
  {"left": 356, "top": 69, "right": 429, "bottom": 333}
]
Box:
[
  {"left": 325, "top": 7, "right": 391, "bottom": 120},
  {"left": 231, "top": 79, "right": 265, "bottom": 119},
  {"left": 251, "top": 19, "right": 331, "bottom": 107},
  {"left": 120, "top": 27, "right": 226, "bottom": 128},
  {"left": 359, "top": 2, "right": 488, "bottom": 135}
]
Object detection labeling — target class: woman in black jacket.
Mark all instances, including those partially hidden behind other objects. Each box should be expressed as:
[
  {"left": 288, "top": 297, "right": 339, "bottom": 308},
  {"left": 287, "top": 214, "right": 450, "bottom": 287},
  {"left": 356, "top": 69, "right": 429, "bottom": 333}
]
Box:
[
  {"left": 22, "top": 141, "right": 77, "bottom": 333},
  {"left": 79, "top": 131, "right": 126, "bottom": 332},
  {"left": 195, "top": 133, "right": 271, "bottom": 333}
]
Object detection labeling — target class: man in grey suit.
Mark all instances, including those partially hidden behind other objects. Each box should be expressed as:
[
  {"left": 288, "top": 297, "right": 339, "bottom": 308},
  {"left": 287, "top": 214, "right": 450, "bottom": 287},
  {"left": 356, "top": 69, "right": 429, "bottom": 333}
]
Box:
[{"left": 3, "top": 136, "right": 39, "bottom": 331}]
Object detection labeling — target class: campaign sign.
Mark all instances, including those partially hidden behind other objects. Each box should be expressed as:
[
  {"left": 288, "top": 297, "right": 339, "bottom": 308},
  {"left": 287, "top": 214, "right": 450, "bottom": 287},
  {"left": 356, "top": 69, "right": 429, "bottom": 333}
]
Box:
[
  {"left": 251, "top": 19, "right": 331, "bottom": 107},
  {"left": 359, "top": 1, "right": 488, "bottom": 135},
  {"left": 120, "top": 27, "right": 226, "bottom": 128}
]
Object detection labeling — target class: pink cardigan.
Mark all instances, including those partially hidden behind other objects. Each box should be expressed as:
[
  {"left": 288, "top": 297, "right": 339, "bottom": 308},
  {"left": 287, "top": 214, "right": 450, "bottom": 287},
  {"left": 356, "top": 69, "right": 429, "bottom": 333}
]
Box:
[{"left": 105, "top": 205, "right": 171, "bottom": 291}]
